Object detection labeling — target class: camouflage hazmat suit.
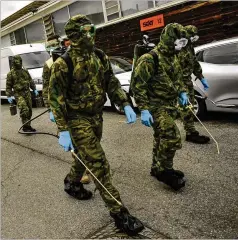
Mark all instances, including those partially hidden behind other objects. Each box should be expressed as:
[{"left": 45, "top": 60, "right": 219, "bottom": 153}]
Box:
[
  {"left": 177, "top": 25, "right": 203, "bottom": 134},
  {"left": 42, "top": 36, "right": 61, "bottom": 108},
  {"left": 49, "top": 15, "right": 131, "bottom": 213},
  {"left": 6, "top": 55, "right": 36, "bottom": 128},
  {"left": 42, "top": 57, "right": 54, "bottom": 108},
  {"left": 131, "top": 23, "right": 187, "bottom": 172}
]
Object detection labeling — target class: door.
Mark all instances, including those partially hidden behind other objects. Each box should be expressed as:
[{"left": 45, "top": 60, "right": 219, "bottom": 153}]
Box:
[{"left": 197, "top": 41, "right": 238, "bottom": 107}]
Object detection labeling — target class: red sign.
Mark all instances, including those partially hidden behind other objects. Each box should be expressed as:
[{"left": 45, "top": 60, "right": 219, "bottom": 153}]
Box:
[{"left": 140, "top": 14, "right": 164, "bottom": 31}]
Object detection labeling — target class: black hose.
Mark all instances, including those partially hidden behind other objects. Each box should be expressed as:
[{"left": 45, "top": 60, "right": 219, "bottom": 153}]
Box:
[{"left": 18, "top": 109, "right": 59, "bottom": 138}]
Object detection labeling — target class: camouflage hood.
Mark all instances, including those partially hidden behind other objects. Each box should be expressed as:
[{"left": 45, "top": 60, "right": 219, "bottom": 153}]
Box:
[
  {"left": 158, "top": 23, "right": 187, "bottom": 55},
  {"left": 64, "top": 14, "right": 95, "bottom": 54},
  {"left": 185, "top": 25, "right": 199, "bottom": 44},
  {"left": 184, "top": 25, "right": 198, "bottom": 39},
  {"left": 12, "top": 55, "right": 22, "bottom": 70},
  {"left": 45, "top": 38, "right": 61, "bottom": 53}
]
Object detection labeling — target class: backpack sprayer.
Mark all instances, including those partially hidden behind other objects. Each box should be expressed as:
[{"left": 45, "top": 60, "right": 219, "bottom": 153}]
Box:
[{"left": 132, "top": 35, "right": 156, "bottom": 71}]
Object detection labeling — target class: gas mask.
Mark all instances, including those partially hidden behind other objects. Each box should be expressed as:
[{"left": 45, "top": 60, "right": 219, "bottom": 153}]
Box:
[
  {"left": 12, "top": 56, "right": 22, "bottom": 70},
  {"left": 174, "top": 38, "right": 188, "bottom": 51},
  {"left": 190, "top": 35, "right": 199, "bottom": 43},
  {"left": 70, "top": 24, "right": 96, "bottom": 51}
]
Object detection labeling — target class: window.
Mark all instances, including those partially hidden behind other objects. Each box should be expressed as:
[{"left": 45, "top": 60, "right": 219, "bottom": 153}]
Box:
[
  {"left": 155, "top": 0, "right": 174, "bottom": 7},
  {"left": 69, "top": 1, "right": 104, "bottom": 25},
  {"left": 109, "top": 57, "right": 132, "bottom": 74},
  {"left": 52, "top": 7, "right": 69, "bottom": 36},
  {"left": 10, "top": 32, "right": 16, "bottom": 45},
  {"left": 1, "top": 34, "right": 11, "bottom": 47},
  {"left": 25, "top": 19, "right": 45, "bottom": 43},
  {"left": 202, "top": 43, "right": 238, "bottom": 64},
  {"left": 120, "top": 0, "right": 154, "bottom": 17},
  {"left": 14, "top": 28, "right": 26, "bottom": 44},
  {"left": 19, "top": 51, "right": 50, "bottom": 69},
  {"left": 1, "top": 57, "right": 10, "bottom": 75},
  {"left": 105, "top": 0, "right": 120, "bottom": 21}
]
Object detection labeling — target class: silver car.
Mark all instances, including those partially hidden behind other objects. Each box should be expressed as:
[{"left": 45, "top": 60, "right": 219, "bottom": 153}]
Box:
[
  {"left": 192, "top": 37, "right": 238, "bottom": 117},
  {"left": 104, "top": 56, "right": 136, "bottom": 114}
]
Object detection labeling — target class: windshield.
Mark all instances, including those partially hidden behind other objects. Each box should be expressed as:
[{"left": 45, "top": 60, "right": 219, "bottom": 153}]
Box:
[
  {"left": 110, "top": 57, "right": 132, "bottom": 74},
  {"left": 19, "top": 51, "right": 50, "bottom": 69}
]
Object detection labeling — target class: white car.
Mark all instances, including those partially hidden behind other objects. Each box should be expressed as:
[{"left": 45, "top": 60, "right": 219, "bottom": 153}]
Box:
[
  {"left": 106, "top": 56, "right": 136, "bottom": 114},
  {"left": 192, "top": 37, "right": 238, "bottom": 117}
]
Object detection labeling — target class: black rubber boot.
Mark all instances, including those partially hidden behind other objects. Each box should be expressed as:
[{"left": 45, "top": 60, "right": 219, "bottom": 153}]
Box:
[
  {"left": 110, "top": 207, "right": 144, "bottom": 236},
  {"left": 28, "top": 126, "right": 36, "bottom": 132},
  {"left": 151, "top": 168, "right": 185, "bottom": 191},
  {"left": 186, "top": 131, "right": 210, "bottom": 144},
  {"left": 22, "top": 126, "right": 36, "bottom": 132},
  {"left": 151, "top": 167, "right": 184, "bottom": 178},
  {"left": 64, "top": 175, "right": 92, "bottom": 200}
]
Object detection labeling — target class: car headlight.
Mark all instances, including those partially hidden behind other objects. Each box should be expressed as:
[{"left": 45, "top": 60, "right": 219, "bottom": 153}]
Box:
[{"left": 33, "top": 78, "right": 43, "bottom": 84}]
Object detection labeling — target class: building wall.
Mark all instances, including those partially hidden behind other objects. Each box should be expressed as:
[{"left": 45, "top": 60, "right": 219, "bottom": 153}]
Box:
[
  {"left": 1, "top": 1, "right": 238, "bottom": 58},
  {"left": 1, "top": 0, "right": 178, "bottom": 45},
  {"left": 95, "top": 1, "right": 238, "bottom": 58},
  {"left": 1, "top": 34, "right": 11, "bottom": 48}
]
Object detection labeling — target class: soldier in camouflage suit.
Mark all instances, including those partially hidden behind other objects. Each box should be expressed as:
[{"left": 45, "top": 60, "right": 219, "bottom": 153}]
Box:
[
  {"left": 48, "top": 14, "right": 144, "bottom": 235},
  {"left": 42, "top": 35, "right": 61, "bottom": 111},
  {"left": 6, "top": 55, "right": 38, "bottom": 132},
  {"left": 43, "top": 36, "right": 91, "bottom": 184},
  {"left": 178, "top": 25, "right": 210, "bottom": 144},
  {"left": 131, "top": 23, "right": 189, "bottom": 191}
]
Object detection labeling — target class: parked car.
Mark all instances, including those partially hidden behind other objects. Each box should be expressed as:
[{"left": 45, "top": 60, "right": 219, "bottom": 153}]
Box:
[
  {"left": 106, "top": 56, "right": 137, "bottom": 114},
  {"left": 192, "top": 37, "right": 238, "bottom": 117}
]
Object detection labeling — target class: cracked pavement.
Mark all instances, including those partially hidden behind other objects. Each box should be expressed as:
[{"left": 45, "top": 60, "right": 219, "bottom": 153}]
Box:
[{"left": 1, "top": 104, "right": 238, "bottom": 239}]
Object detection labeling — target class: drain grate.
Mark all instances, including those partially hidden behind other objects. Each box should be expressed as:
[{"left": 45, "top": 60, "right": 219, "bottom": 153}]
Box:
[{"left": 86, "top": 222, "right": 167, "bottom": 239}]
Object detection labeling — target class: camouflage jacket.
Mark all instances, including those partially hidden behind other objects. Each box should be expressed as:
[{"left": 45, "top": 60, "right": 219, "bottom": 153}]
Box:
[
  {"left": 49, "top": 48, "right": 130, "bottom": 131},
  {"left": 6, "top": 68, "right": 36, "bottom": 98},
  {"left": 131, "top": 46, "right": 187, "bottom": 111},
  {"left": 42, "top": 58, "right": 54, "bottom": 108},
  {"left": 177, "top": 44, "right": 203, "bottom": 81}
]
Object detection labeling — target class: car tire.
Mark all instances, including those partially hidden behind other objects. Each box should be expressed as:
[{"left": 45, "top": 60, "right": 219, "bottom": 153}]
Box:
[{"left": 194, "top": 93, "right": 207, "bottom": 119}]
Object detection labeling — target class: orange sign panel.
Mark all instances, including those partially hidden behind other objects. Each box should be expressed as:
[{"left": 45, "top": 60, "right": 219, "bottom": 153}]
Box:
[{"left": 140, "top": 14, "right": 164, "bottom": 31}]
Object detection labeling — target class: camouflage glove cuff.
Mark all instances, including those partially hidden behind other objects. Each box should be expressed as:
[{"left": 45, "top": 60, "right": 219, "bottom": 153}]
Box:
[{"left": 122, "top": 101, "right": 131, "bottom": 108}]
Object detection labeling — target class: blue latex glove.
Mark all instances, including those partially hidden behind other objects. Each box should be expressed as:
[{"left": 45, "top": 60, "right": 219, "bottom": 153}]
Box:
[
  {"left": 179, "top": 92, "right": 189, "bottom": 106},
  {"left": 7, "top": 97, "right": 13, "bottom": 104},
  {"left": 58, "top": 131, "right": 74, "bottom": 152},
  {"left": 34, "top": 90, "right": 39, "bottom": 96},
  {"left": 124, "top": 105, "right": 137, "bottom": 124},
  {"left": 49, "top": 111, "right": 55, "bottom": 122},
  {"left": 141, "top": 110, "right": 154, "bottom": 127},
  {"left": 201, "top": 78, "right": 209, "bottom": 91}
]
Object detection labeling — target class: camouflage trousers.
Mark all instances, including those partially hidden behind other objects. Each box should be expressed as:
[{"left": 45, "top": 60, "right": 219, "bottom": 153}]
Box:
[
  {"left": 152, "top": 108, "right": 182, "bottom": 171},
  {"left": 16, "top": 91, "right": 32, "bottom": 127},
  {"left": 181, "top": 81, "right": 196, "bottom": 134},
  {"left": 67, "top": 113, "right": 122, "bottom": 213}
]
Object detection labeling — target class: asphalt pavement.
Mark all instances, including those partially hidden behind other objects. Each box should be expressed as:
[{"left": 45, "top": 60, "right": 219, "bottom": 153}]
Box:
[{"left": 1, "top": 104, "right": 238, "bottom": 239}]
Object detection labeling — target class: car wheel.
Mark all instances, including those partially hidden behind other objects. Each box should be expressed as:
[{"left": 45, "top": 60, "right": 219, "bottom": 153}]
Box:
[{"left": 194, "top": 94, "right": 206, "bottom": 119}]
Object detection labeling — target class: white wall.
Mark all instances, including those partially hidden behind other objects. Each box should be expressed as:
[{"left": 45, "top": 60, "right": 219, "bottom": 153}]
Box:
[{"left": 1, "top": 34, "right": 11, "bottom": 48}]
